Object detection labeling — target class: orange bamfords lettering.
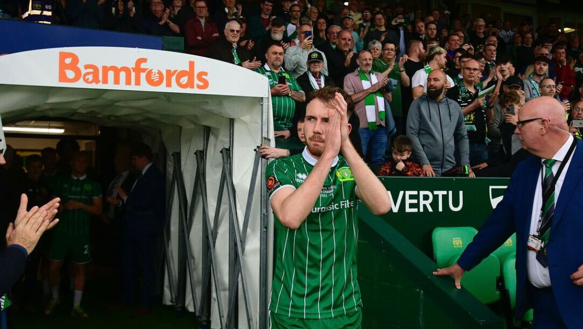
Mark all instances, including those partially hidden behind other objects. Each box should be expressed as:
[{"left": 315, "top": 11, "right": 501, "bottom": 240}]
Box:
[{"left": 58, "top": 52, "right": 209, "bottom": 90}]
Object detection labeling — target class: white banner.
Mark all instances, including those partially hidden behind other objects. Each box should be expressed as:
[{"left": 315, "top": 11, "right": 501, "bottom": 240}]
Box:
[{"left": 0, "top": 47, "right": 268, "bottom": 98}]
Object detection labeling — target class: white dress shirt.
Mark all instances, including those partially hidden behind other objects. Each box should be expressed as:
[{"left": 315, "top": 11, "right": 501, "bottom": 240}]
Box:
[{"left": 527, "top": 135, "right": 575, "bottom": 288}]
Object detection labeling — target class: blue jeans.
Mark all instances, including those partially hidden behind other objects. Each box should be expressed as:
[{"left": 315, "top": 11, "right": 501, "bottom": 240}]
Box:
[
  {"left": 469, "top": 142, "right": 489, "bottom": 166},
  {"left": 359, "top": 127, "right": 387, "bottom": 164}
]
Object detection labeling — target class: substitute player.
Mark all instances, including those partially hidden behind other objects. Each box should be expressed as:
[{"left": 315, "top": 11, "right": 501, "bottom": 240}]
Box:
[
  {"left": 267, "top": 86, "right": 391, "bottom": 328},
  {"left": 45, "top": 151, "right": 102, "bottom": 318}
]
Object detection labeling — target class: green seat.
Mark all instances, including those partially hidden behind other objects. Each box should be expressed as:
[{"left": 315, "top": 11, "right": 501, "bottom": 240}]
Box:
[
  {"left": 432, "top": 227, "right": 500, "bottom": 304},
  {"left": 432, "top": 227, "right": 478, "bottom": 268},
  {"left": 501, "top": 253, "right": 534, "bottom": 324},
  {"left": 493, "top": 233, "right": 516, "bottom": 264}
]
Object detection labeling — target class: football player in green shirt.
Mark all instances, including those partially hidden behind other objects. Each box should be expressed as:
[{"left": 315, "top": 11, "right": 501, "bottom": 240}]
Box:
[
  {"left": 267, "top": 87, "right": 391, "bottom": 328},
  {"left": 45, "top": 151, "right": 102, "bottom": 318}
]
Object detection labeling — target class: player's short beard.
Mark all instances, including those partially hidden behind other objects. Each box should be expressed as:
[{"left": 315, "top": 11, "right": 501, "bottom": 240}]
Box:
[
  {"left": 306, "top": 136, "right": 325, "bottom": 157},
  {"left": 271, "top": 31, "right": 283, "bottom": 41}
]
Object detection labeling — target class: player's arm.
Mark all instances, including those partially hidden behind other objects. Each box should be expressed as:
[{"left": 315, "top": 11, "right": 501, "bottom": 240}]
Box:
[
  {"left": 270, "top": 154, "right": 336, "bottom": 230},
  {"left": 79, "top": 197, "right": 103, "bottom": 216},
  {"left": 334, "top": 93, "right": 391, "bottom": 215}
]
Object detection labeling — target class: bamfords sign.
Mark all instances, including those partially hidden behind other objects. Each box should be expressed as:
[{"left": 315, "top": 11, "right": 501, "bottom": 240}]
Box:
[
  {"left": 0, "top": 47, "right": 269, "bottom": 98},
  {"left": 58, "top": 52, "right": 209, "bottom": 89}
]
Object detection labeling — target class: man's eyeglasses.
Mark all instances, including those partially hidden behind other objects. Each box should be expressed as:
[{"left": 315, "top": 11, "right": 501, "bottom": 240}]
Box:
[
  {"left": 516, "top": 117, "right": 543, "bottom": 129},
  {"left": 228, "top": 29, "right": 241, "bottom": 34}
]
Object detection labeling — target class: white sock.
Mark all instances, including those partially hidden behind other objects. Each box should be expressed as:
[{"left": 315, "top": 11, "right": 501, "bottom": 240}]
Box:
[
  {"left": 51, "top": 286, "right": 60, "bottom": 300},
  {"left": 73, "top": 290, "right": 83, "bottom": 307},
  {"left": 43, "top": 281, "right": 50, "bottom": 295}
]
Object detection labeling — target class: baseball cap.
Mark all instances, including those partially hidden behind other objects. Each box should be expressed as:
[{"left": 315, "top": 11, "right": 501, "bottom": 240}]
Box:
[
  {"left": 342, "top": 14, "right": 353, "bottom": 20},
  {"left": 504, "top": 76, "right": 524, "bottom": 90},
  {"left": 307, "top": 51, "right": 324, "bottom": 63},
  {"left": 271, "top": 17, "right": 285, "bottom": 27}
]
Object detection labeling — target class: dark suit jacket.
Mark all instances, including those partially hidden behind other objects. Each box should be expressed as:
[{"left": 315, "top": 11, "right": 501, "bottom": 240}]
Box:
[
  {"left": 0, "top": 246, "right": 27, "bottom": 296},
  {"left": 208, "top": 37, "right": 252, "bottom": 66},
  {"left": 124, "top": 164, "right": 165, "bottom": 238},
  {"left": 458, "top": 139, "right": 583, "bottom": 328}
]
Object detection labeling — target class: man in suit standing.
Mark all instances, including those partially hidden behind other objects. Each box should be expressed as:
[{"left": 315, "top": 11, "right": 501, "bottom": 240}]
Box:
[
  {"left": 114, "top": 143, "right": 165, "bottom": 316},
  {"left": 435, "top": 96, "right": 583, "bottom": 329}
]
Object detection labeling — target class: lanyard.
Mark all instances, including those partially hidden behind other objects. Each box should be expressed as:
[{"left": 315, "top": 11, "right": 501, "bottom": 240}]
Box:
[{"left": 536, "top": 139, "right": 577, "bottom": 233}]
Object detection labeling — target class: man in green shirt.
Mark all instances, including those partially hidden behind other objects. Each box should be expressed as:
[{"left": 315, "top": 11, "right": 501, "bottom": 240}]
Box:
[
  {"left": 46, "top": 151, "right": 102, "bottom": 318},
  {"left": 372, "top": 41, "right": 411, "bottom": 137},
  {"left": 256, "top": 43, "right": 306, "bottom": 149},
  {"left": 267, "top": 87, "right": 391, "bottom": 328}
]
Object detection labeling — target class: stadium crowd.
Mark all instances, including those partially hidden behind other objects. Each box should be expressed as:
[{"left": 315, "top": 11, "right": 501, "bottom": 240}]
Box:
[{"left": 3, "top": 0, "right": 583, "bottom": 177}]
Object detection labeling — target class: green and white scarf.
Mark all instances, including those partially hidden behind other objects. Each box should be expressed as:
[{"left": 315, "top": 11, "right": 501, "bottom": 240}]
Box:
[
  {"left": 358, "top": 69, "right": 385, "bottom": 130},
  {"left": 0, "top": 294, "right": 11, "bottom": 311},
  {"left": 308, "top": 72, "right": 324, "bottom": 90},
  {"left": 527, "top": 74, "right": 541, "bottom": 98}
]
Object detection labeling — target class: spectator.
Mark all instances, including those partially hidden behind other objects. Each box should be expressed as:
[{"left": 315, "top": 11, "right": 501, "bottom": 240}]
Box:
[
  {"left": 447, "top": 49, "right": 470, "bottom": 84},
  {"left": 247, "top": 0, "right": 274, "bottom": 41},
  {"left": 64, "top": 0, "right": 105, "bottom": 29},
  {"left": 167, "top": 0, "right": 194, "bottom": 35},
  {"left": 284, "top": 23, "right": 328, "bottom": 78},
  {"left": 446, "top": 59, "right": 491, "bottom": 165},
  {"left": 313, "top": 17, "right": 328, "bottom": 47},
  {"left": 255, "top": 17, "right": 291, "bottom": 63},
  {"left": 425, "top": 21, "right": 438, "bottom": 43},
  {"left": 411, "top": 46, "right": 454, "bottom": 99},
  {"left": 364, "top": 13, "right": 397, "bottom": 47},
  {"left": 101, "top": 0, "right": 142, "bottom": 33},
  {"left": 498, "top": 20, "right": 514, "bottom": 44},
  {"left": 569, "top": 100, "right": 583, "bottom": 139},
  {"left": 277, "top": 0, "right": 292, "bottom": 22},
  {"left": 305, "top": 6, "right": 319, "bottom": 27},
  {"left": 388, "top": 13, "right": 411, "bottom": 59},
  {"left": 259, "top": 119, "right": 305, "bottom": 159},
  {"left": 296, "top": 51, "right": 334, "bottom": 95},
  {"left": 142, "top": 0, "right": 175, "bottom": 36},
  {"left": 209, "top": 20, "right": 260, "bottom": 69},
  {"left": 470, "top": 18, "right": 487, "bottom": 48},
  {"left": 20, "top": 0, "right": 52, "bottom": 23},
  {"left": 344, "top": 49, "right": 390, "bottom": 169},
  {"left": 517, "top": 32, "right": 534, "bottom": 71},
  {"left": 553, "top": 44, "right": 576, "bottom": 100},
  {"left": 357, "top": 8, "right": 372, "bottom": 39},
  {"left": 327, "top": 30, "right": 358, "bottom": 88},
  {"left": 113, "top": 144, "right": 165, "bottom": 316},
  {"left": 373, "top": 41, "right": 410, "bottom": 136},
  {"left": 407, "top": 70, "right": 471, "bottom": 177},
  {"left": 212, "top": 0, "right": 241, "bottom": 32},
  {"left": 45, "top": 151, "right": 103, "bottom": 318},
  {"left": 341, "top": 14, "right": 363, "bottom": 52},
  {"left": 483, "top": 43, "right": 497, "bottom": 76},
  {"left": 444, "top": 34, "right": 461, "bottom": 63},
  {"left": 523, "top": 56, "right": 550, "bottom": 101},
  {"left": 574, "top": 52, "right": 583, "bottom": 90},
  {"left": 255, "top": 43, "right": 306, "bottom": 149},
  {"left": 378, "top": 135, "right": 423, "bottom": 176},
  {"left": 184, "top": 0, "right": 219, "bottom": 56},
  {"left": 368, "top": 40, "right": 381, "bottom": 60},
  {"left": 317, "top": 25, "right": 341, "bottom": 62},
  {"left": 412, "top": 20, "right": 426, "bottom": 42},
  {"left": 568, "top": 34, "right": 582, "bottom": 60},
  {"left": 402, "top": 40, "right": 425, "bottom": 120},
  {"left": 283, "top": 3, "right": 301, "bottom": 43},
  {"left": 347, "top": 0, "right": 361, "bottom": 24},
  {"left": 539, "top": 77, "right": 563, "bottom": 101},
  {"left": 507, "top": 32, "right": 522, "bottom": 67}
]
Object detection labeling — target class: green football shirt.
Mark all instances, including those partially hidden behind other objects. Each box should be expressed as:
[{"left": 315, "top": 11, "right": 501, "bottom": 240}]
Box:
[
  {"left": 54, "top": 175, "right": 102, "bottom": 235},
  {"left": 256, "top": 64, "right": 303, "bottom": 131},
  {"left": 267, "top": 148, "right": 362, "bottom": 319}
]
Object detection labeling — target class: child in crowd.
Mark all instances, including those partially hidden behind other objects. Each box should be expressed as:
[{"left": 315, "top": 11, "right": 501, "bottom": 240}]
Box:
[{"left": 378, "top": 135, "right": 424, "bottom": 176}]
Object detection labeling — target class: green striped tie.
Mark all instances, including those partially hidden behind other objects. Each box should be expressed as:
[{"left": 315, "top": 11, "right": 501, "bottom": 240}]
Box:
[{"left": 536, "top": 159, "right": 556, "bottom": 267}]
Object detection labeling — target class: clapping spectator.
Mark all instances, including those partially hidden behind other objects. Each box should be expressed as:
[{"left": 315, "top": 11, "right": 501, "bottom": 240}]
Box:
[
  {"left": 248, "top": 0, "right": 275, "bottom": 41},
  {"left": 213, "top": 0, "right": 241, "bottom": 32},
  {"left": 364, "top": 13, "right": 396, "bottom": 47},
  {"left": 101, "top": 0, "right": 142, "bottom": 33},
  {"left": 317, "top": 25, "right": 341, "bottom": 61},
  {"left": 167, "top": 0, "right": 194, "bottom": 35},
  {"left": 368, "top": 40, "right": 381, "bottom": 60},
  {"left": 284, "top": 23, "right": 328, "bottom": 78},
  {"left": 553, "top": 44, "right": 577, "bottom": 100},
  {"left": 142, "top": 0, "right": 175, "bottom": 36},
  {"left": 327, "top": 30, "right": 358, "bottom": 88},
  {"left": 209, "top": 19, "right": 259, "bottom": 69},
  {"left": 184, "top": 0, "right": 219, "bottom": 56}
]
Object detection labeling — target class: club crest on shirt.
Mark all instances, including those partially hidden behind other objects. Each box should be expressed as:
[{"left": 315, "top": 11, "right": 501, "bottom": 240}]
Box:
[
  {"left": 336, "top": 167, "right": 354, "bottom": 182},
  {"left": 267, "top": 176, "right": 280, "bottom": 193}
]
